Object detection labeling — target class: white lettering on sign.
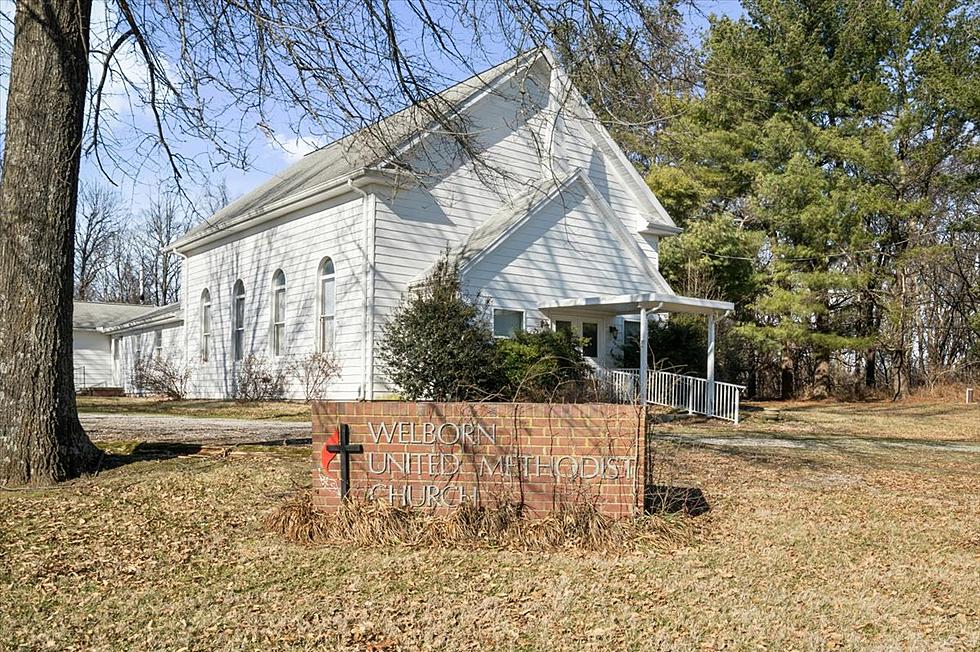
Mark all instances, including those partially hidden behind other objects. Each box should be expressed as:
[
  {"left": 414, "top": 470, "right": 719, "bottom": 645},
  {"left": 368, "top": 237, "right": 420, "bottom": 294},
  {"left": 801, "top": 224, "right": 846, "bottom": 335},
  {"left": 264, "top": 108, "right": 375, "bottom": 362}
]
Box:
[
  {"left": 325, "top": 420, "right": 636, "bottom": 508},
  {"left": 360, "top": 451, "right": 635, "bottom": 481},
  {"left": 367, "top": 483, "right": 481, "bottom": 508},
  {"left": 367, "top": 421, "right": 496, "bottom": 446}
]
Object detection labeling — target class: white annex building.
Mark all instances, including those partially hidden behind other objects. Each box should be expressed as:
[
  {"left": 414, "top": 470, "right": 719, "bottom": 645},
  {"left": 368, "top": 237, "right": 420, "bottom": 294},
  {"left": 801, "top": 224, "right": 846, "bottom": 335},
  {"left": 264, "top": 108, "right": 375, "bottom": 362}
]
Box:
[{"left": 73, "top": 49, "right": 741, "bottom": 420}]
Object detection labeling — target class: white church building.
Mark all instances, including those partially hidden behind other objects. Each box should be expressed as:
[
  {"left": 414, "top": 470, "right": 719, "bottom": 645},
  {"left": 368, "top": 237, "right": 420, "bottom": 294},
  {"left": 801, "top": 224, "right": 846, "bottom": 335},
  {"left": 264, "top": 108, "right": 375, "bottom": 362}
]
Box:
[{"left": 73, "top": 49, "right": 738, "bottom": 418}]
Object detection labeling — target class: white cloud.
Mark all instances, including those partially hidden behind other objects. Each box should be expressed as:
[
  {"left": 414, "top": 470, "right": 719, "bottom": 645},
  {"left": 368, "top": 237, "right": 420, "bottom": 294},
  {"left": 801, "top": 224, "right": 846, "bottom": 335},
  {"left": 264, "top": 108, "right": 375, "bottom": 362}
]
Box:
[{"left": 274, "top": 135, "right": 330, "bottom": 163}]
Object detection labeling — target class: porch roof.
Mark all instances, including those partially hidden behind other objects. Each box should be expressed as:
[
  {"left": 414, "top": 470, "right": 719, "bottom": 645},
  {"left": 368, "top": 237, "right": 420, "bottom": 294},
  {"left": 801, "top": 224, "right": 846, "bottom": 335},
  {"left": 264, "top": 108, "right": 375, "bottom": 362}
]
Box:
[{"left": 539, "top": 292, "right": 734, "bottom": 317}]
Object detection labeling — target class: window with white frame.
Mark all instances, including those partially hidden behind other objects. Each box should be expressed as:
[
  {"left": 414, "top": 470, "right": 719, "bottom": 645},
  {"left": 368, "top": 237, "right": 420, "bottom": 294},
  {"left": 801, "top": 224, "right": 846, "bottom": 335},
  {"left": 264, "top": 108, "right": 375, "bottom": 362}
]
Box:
[
  {"left": 153, "top": 330, "right": 163, "bottom": 358},
  {"left": 200, "top": 288, "right": 212, "bottom": 362},
  {"left": 232, "top": 279, "right": 245, "bottom": 361},
  {"left": 492, "top": 308, "right": 524, "bottom": 338},
  {"left": 271, "top": 270, "right": 286, "bottom": 356},
  {"left": 318, "top": 257, "right": 335, "bottom": 353}
]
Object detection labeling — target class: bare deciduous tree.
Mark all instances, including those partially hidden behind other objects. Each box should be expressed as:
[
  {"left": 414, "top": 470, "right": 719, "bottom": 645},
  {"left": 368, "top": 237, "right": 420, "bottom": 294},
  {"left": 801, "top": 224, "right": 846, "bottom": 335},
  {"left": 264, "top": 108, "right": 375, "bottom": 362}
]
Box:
[
  {"left": 136, "top": 193, "right": 191, "bottom": 306},
  {"left": 0, "top": 0, "right": 102, "bottom": 482},
  {"left": 74, "top": 183, "right": 121, "bottom": 300}
]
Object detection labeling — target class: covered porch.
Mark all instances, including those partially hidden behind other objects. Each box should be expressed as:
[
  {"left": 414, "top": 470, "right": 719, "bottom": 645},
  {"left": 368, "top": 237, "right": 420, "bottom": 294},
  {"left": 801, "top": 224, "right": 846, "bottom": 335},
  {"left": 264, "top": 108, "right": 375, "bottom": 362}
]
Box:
[{"left": 540, "top": 292, "right": 745, "bottom": 424}]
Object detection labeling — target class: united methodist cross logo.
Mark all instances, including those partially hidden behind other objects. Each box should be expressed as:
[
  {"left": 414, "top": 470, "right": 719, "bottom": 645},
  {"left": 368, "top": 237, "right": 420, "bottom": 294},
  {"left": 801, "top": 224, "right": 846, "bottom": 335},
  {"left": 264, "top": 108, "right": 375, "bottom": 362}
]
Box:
[{"left": 320, "top": 423, "right": 363, "bottom": 500}]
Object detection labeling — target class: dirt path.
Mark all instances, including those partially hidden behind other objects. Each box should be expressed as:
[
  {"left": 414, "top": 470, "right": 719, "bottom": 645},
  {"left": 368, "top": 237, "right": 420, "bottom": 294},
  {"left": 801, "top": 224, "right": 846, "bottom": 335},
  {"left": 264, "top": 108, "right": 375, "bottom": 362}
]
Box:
[{"left": 80, "top": 412, "right": 312, "bottom": 446}]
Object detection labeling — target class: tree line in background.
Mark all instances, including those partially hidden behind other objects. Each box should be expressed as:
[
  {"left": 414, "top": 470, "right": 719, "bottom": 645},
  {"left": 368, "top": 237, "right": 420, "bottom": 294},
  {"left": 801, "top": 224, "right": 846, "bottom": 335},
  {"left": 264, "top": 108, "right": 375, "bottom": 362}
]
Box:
[
  {"left": 73, "top": 181, "right": 227, "bottom": 306},
  {"left": 568, "top": 0, "right": 979, "bottom": 400}
]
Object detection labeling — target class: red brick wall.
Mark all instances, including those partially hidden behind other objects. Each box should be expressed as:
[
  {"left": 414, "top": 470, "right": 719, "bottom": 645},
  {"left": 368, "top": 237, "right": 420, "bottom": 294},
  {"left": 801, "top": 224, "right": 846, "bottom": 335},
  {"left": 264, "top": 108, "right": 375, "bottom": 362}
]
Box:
[{"left": 312, "top": 402, "right": 645, "bottom": 517}]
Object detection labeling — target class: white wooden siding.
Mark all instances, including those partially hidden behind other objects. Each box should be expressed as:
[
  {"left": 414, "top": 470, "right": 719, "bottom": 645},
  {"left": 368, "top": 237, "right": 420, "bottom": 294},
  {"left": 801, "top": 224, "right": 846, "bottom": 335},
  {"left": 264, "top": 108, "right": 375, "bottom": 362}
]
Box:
[
  {"left": 369, "top": 63, "right": 666, "bottom": 393},
  {"left": 181, "top": 193, "right": 365, "bottom": 399},
  {"left": 72, "top": 330, "right": 113, "bottom": 388},
  {"left": 114, "top": 324, "right": 184, "bottom": 393},
  {"left": 463, "top": 184, "right": 665, "bottom": 367},
  {"left": 165, "top": 58, "right": 675, "bottom": 399}
]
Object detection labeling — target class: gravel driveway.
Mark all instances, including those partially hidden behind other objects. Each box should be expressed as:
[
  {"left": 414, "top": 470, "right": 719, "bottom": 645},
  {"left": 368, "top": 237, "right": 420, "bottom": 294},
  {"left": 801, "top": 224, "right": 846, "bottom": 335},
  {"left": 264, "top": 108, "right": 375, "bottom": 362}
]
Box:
[{"left": 80, "top": 412, "right": 312, "bottom": 446}]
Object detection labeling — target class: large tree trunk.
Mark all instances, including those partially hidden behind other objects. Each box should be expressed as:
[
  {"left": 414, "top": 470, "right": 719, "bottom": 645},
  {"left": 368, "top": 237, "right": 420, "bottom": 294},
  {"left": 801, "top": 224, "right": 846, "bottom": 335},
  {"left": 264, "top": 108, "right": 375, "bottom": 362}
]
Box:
[{"left": 0, "top": 0, "right": 100, "bottom": 484}]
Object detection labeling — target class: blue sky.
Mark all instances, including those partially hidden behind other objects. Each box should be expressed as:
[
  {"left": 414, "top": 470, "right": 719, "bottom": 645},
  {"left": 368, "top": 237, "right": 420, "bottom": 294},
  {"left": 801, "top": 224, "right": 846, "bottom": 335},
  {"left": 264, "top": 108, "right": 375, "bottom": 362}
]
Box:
[{"left": 0, "top": 0, "right": 744, "bottom": 221}]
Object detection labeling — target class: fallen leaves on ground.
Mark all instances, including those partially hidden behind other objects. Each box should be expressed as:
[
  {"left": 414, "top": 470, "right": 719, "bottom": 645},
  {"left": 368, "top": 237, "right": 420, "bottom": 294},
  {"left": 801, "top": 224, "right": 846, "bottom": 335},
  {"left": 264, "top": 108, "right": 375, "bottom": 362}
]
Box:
[{"left": 1, "top": 404, "right": 979, "bottom": 650}]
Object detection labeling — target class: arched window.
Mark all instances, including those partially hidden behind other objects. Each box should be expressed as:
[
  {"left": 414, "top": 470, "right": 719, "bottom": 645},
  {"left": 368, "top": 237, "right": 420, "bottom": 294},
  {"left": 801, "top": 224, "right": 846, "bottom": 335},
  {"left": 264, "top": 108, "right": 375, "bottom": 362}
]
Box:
[
  {"left": 271, "top": 270, "right": 286, "bottom": 357},
  {"left": 232, "top": 280, "right": 245, "bottom": 361},
  {"left": 200, "top": 288, "right": 212, "bottom": 362},
  {"left": 318, "top": 257, "right": 335, "bottom": 352}
]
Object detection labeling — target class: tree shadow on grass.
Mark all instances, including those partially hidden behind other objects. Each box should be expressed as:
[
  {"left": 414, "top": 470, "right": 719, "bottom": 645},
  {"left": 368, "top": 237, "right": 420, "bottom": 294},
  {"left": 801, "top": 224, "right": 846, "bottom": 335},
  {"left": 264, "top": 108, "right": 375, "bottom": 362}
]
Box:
[
  {"left": 96, "top": 442, "right": 205, "bottom": 472},
  {"left": 645, "top": 484, "right": 711, "bottom": 516},
  {"left": 95, "top": 437, "right": 312, "bottom": 472}
]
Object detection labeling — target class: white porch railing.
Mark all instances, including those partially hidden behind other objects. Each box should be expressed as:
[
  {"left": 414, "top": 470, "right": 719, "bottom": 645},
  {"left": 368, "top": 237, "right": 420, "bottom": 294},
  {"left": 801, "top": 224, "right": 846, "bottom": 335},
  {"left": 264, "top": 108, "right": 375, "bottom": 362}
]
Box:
[{"left": 595, "top": 368, "right": 744, "bottom": 424}]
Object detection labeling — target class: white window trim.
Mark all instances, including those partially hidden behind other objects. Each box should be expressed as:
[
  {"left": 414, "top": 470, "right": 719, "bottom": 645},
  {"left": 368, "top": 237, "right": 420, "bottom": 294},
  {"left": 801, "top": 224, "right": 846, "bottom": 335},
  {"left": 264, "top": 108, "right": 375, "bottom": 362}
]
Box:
[
  {"left": 153, "top": 330, "right": 163, "bottom": 359},
  {"left": 492, "top": 307, "right": 525, "bottom": 339},
  {"left": 200, "top": 289, "right": 212, "bottom": 363},
  {"left": 271, "top": 270, "right": 286, "bottom": 357},
  {"left": 232, "top": 280, "right": 245, "bottom": 362},
  {"left": 581, "top": 320, "right": 601, "bottom": 358},
  {"left": 317, "top": 257, "right": 336, "bottom": 354}
]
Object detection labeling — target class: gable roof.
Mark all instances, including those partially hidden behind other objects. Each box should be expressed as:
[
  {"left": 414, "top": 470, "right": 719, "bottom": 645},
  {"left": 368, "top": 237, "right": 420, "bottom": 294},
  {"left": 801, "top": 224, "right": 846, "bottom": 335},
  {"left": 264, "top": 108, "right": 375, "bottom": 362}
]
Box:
[
  {"left": 418, "top": 168, "right": 673, "bottom": 293},
  {"left": 536, "top": 49, "right": 680, "bottom": 236},
  {"left": 73, "top": 301, "right": 163, "bottom": 331},
  {"left": 446, "top": 170, "right": 577, "bottom": 271},
  {"left": 172, "top": 48, "right": 682, "bottom": 253},
  {"left": 172, "top": 51, "right": 539, "bottom": 251}
]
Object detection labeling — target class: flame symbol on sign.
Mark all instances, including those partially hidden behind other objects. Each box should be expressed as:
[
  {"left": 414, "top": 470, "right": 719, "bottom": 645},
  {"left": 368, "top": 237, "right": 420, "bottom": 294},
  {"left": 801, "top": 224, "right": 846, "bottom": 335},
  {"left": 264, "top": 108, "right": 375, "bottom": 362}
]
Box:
[{"left": 321, "top": 427, "right": 340, "bottom": 470}]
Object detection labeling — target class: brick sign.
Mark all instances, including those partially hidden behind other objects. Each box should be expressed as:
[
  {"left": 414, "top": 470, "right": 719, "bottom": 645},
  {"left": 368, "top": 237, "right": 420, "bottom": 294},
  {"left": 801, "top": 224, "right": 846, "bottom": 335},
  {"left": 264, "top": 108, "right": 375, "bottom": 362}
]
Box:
[{"left": 312, "top": 402, "right": 645, "bottom": 517}]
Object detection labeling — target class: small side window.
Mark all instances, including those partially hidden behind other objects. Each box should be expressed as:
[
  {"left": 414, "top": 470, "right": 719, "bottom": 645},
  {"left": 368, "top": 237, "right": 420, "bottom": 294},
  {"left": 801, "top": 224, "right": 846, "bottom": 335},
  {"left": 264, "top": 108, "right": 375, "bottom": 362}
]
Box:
[
  {"left": 492, "top": 309, "right": 524, "bottom": 338},
  {"left": 153, "top": 330, "right": 163, "bottom": 358}
]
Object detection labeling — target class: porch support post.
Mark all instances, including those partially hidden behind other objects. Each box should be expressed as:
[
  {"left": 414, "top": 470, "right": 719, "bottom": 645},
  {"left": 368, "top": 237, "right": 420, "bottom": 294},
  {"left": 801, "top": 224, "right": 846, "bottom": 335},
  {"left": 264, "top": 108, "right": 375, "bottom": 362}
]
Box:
[
  {"left": 638, "top": 306, "right": 649, "bottom": 404},
  {"left": 706, "top": 313, "right": 717, "bottom": 416}
]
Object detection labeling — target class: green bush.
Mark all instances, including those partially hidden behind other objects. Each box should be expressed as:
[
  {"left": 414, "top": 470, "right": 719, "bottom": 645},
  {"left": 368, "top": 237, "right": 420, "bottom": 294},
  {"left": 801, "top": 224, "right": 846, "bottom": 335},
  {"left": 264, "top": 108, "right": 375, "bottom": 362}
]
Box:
[
  {"left": 379, "top": 257, "right": 600, "bottom": 402},
  {"left": 495, "top": 328, "right": 591, "bottom": 401},
  {"left": 378, "top": 257, "right": 501, "bottom": 401}
]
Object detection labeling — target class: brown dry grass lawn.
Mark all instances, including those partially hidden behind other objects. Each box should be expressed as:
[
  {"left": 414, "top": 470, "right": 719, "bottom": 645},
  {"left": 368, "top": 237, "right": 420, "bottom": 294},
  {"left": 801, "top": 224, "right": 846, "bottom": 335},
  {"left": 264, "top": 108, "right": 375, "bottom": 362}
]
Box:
[
  {"left": 2, "top": 400, "right": 978, "bottom": 650},
  {"left": 663, "top": 398, "right": 980, "bottom": 442},
  {"left": 76, "top": 395, "right": 311, "bottom": 421}
]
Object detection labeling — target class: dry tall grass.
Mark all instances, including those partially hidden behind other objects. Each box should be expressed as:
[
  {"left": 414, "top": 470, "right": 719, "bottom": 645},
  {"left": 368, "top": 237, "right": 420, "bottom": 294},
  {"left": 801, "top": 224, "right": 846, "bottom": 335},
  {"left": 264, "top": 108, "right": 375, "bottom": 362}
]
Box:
[{"left": 267, "top": 490, "right": 691, "bottom": 552}]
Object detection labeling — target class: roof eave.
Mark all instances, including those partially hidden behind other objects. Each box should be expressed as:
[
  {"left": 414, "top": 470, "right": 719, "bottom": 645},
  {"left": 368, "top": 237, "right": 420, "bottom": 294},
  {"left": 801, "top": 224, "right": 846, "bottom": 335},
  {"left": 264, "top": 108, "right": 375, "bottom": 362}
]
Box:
[
  {"left": 639, "top": 223, "right": 683, "bottom": 237},
  {"left": 100, "top": 310, "right": 185, "bottom": 334},
  {"left": 539, "top": 292, "right": 734, "bottom": 316},
  {"left": 168, "top": 168, "right": 404, "bottom": 254}
]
